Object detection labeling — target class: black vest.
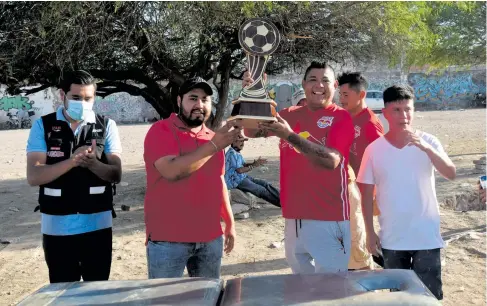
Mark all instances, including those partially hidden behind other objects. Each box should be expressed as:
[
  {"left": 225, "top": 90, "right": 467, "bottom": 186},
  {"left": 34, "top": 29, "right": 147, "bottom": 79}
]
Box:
[{"left": 37, "top": 112, "right": 114, "bottom": 216}]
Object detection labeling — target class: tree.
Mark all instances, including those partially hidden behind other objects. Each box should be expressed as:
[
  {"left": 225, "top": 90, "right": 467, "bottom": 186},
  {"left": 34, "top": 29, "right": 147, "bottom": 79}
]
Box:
[{"left": 0, "top": 1, "right": 484, "bottom": 128}]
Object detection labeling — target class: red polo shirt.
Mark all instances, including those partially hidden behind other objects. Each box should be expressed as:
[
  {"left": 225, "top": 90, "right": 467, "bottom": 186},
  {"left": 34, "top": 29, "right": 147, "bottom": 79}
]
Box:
[
  {"left": 279, "top": 103, "right": 355, "bottom": 221},
  {"left": 349, "top": 108, "right": 384, "bottom": 176},
  {"left": 143, "top": 113, "right": 225, "bottom": 243}
]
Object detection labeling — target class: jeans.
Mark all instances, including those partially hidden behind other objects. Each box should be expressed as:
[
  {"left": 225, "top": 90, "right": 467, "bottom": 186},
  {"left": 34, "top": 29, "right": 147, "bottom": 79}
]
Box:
[
  {"left": 382, "top": 248, "right": 443, "bottom": 300},
  {"left": 147, "top": 236, "right": 223, "bottom": 279},
  {"left": 43, "top": 228, "right": 112, "bottom": 283},
  {"left": 237, "top": 176, "right": 281, "bottom": 207}
]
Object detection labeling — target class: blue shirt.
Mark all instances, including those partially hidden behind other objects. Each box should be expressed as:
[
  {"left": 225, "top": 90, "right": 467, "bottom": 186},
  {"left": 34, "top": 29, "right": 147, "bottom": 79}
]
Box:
[
  {"left": 224, "top": 147, "right": 247, "bottom": 189},
  {"left": 26, "top": 107, "right": 122, "bottom": 236}
]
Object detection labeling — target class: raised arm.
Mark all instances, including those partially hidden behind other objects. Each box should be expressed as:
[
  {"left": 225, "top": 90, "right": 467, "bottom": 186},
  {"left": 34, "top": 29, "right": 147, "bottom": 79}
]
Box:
[
  {"left": 147, "top": 121, "right": 242, "bottom": 182},
  {"left": 406, "top": 131, "right": 456, "bottom": 180},
  {"left": 259, "top": 112, "right": 354, "bottom": 170},
  {"left": 286, "top": 133, "right": 342, "bottom": 169}
]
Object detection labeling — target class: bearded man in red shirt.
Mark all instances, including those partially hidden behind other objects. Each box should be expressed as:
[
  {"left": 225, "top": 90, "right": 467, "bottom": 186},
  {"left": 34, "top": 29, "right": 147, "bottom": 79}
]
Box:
[{"left": 143, "top": 77, "right": 241, "bottom": 279}]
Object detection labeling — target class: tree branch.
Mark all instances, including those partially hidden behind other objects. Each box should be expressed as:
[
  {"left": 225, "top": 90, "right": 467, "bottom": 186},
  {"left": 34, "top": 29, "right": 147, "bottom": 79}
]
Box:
[
  {"left": 96, "top": 81, "right": 171, "bottom": 117},
  {"left": 17, "top": 83, "right": 53, "bottom": 95}
]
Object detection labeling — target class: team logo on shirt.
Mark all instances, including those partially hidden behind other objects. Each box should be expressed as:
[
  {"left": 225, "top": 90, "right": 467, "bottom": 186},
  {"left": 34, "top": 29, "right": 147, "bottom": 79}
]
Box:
[
  {"left": 52, "top": 126, "right": 61, "bottom": 132},
  {"left": 354, "top": 125, "right": 361, "bottom": 138},
  {"left": 317, "top": 116, "right": 333, "bottom": 128}
]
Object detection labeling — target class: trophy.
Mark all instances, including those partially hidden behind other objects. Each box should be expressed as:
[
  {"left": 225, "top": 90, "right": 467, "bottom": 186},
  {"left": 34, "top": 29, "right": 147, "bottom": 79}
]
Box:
[{"left": 229, "top": 18, "right": 281, "bottom": 128}]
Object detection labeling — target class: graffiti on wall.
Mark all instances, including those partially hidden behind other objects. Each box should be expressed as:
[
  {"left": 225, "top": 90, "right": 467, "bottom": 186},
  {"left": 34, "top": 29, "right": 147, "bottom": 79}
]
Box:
[
  {"left": 408, "top": 70, "right": 486, "bottom": 106},
  {"left": 0, "top": 85, "right": 160, "bottom": 130},
  {"left": 0, "top": 91, "right": 40, "bottom": 129},
  {"left": 0, "top": 96, "right": 34, "bottom": 112}
]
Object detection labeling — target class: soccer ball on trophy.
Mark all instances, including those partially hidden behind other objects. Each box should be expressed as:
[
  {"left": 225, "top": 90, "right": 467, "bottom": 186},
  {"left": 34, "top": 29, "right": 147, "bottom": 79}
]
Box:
[{"left": 229, "top": 18, "right": 281, "bottom": 128}]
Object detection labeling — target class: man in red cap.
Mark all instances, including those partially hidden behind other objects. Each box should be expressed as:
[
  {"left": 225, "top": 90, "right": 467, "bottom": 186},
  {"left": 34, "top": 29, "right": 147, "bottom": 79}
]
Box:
[{"left": 143, "top": 77, "right": 242, "bottom": 279}]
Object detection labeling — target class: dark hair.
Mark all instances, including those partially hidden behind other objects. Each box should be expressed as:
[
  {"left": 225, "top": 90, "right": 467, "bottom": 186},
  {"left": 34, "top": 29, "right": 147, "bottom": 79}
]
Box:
[
  {"left": 383, "top": 85, "right": 415, "bottom": 105},
  {"left": 60, "top": 70, "right": 97, "bottom": 93},
  {"left": 303, "top": 61, "right": 335, "bottom": 81},
  {"left": 337, "top": 72, "right": 368, "bottom": 92}
]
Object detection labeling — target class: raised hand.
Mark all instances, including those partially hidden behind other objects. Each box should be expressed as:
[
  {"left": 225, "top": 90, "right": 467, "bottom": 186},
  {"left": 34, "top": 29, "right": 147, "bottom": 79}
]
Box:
[
  {"left": 258, "top": 113, "right": 292, "bottom": 139},
  {"left": 242, "top": 70, "right": 268, "bottom": 89},
  {"left": 211, "top": 120, "right": 243, "bottom": 150},
  {"left": 406, "top": 130, "right": 430, "bottom": 152}
]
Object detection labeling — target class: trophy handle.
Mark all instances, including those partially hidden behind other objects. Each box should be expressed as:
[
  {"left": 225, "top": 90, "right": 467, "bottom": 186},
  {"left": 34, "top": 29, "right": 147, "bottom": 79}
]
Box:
[{"left": 240, "top": 53, "right": 270, "bottom": 101}]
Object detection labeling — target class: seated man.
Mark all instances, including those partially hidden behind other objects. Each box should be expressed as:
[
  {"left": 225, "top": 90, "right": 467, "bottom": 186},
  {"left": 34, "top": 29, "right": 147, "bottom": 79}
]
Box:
[{"left": 225, "top": 134, "right": 281, "bottom": 207}]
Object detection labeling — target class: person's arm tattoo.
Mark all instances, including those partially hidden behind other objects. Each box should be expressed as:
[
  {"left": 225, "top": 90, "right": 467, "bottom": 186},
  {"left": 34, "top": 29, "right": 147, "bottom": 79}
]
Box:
[{"left": 286, "top": 133, "right": 339, "bottom": 169}]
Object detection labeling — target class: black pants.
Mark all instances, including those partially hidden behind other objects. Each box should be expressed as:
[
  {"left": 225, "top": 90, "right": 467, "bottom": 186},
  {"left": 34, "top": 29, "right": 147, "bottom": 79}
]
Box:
[
  {"left": 43, "top": 227, "right": 112, "bottom": 283},
  {"left": 382, "top": 248, "right": 443, "bottom": 300}
]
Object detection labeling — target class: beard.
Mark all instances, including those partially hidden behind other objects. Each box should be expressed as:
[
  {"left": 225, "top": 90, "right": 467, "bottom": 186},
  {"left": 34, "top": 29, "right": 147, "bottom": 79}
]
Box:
[{"left": 179, "top": 108, "right": 208, "bottom": 128}]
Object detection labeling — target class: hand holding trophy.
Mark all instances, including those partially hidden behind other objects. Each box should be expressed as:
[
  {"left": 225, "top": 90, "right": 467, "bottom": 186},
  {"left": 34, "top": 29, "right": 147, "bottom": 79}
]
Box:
[{"left": 229, "top": 18, "right": 281, "bottom": 128}]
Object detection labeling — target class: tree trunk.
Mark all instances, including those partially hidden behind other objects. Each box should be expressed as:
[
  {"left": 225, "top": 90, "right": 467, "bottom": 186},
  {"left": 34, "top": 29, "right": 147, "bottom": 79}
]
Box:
[{"left": 210, "top": 53, "right": 232, "bottom": 129}]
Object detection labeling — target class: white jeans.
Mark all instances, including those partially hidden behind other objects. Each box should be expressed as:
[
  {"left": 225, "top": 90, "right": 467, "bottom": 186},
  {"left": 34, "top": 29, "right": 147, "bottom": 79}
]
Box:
[{"left": 284, "top": 218, "right": 351, "bottom": 274}]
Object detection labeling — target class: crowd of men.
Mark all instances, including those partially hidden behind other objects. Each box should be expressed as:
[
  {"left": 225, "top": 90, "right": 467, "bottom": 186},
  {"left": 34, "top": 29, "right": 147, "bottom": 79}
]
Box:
[{"left": 25, "top": 63, "right": 459, "bottom": 300}]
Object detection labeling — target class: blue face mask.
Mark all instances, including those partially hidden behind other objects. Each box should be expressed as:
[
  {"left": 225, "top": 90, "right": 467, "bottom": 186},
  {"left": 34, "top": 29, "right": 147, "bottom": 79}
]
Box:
[{"left": 66, "top": 100, "right": 94, "bottom": 121}]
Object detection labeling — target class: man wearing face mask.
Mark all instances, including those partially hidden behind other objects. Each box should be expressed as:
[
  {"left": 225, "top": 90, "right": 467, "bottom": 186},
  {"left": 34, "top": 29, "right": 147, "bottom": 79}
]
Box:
[
  {"left": 26, "top": 70, "right": 122, "bottom": 283},
  {"left": 143, "top": 77, "right": 242, "bottom": 279}
]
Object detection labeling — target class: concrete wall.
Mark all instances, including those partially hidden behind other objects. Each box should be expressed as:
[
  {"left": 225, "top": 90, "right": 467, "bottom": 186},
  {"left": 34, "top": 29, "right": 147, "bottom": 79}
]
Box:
[
  {"left": 0, "top": 66, "right": 484, "bottom": 129},
  {"left": 408, "top": 69, "right": 486, "bottom": 107},
  {"left": 0, "top": 86, "right": 160, "bottom": 130},
  {"left": 223, "top": 67, "right": 486, "bottom": 116},
  {"left": 0, "top": 86, "right": 61, "bottom": 130}
]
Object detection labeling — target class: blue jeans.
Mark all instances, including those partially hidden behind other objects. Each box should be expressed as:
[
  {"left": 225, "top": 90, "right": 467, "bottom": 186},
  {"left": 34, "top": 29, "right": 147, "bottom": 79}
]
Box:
[
  {"left": 146, "top": 236, "right": 223, "bottom": 279},
  {"left": 237, "top": 177, "right": 281, "bottom": 207}
]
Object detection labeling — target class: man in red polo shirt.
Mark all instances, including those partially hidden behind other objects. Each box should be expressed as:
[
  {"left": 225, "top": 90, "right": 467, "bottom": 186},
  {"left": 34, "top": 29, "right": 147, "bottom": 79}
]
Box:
[
  {"left": 337, "top": 72, "right": 384, "bottom": 270},
  {"left": 143, "top": 77, "right": 242, "bottom": 279},
  {"left": 244, "top": 62, "right": 355, "bottom": 273}
]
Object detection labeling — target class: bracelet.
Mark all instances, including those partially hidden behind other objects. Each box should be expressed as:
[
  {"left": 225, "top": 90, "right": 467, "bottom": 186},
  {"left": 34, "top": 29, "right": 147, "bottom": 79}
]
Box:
[{"left": 209, "top": 140, "right": 219, "bottom": 153}]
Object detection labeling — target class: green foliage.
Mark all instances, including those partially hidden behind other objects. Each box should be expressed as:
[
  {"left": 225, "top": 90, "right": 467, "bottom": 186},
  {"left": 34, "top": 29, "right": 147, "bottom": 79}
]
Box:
[
  {"left": 0, "top": 1, "right": 484, "bottom": 125},
  {"left": 374, "top": 1, "right": 485, "bottom": 69}
]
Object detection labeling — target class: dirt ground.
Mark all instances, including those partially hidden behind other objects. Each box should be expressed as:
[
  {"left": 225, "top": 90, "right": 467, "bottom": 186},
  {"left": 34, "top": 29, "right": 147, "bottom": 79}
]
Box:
[{"left": 0, "top": 109, "right": 485, "bottom": 305}]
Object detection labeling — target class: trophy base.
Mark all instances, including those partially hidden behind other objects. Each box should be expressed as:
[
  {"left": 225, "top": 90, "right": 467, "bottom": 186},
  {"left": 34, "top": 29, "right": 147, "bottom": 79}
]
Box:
[
  {"left": 231, "top": 101, "right": 277, "bottom": 116},
  {"left": 227, "top": 115, "right": 277, "bottom": 129},
  {"left": 232, "top": 97, "right": 277, "bottom": 106}
]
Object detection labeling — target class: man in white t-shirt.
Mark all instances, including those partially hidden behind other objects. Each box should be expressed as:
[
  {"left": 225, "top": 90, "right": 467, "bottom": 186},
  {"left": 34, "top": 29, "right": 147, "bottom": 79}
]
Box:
[{"left": 357, "top": 85, "right": 456, "bottom": 301}]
